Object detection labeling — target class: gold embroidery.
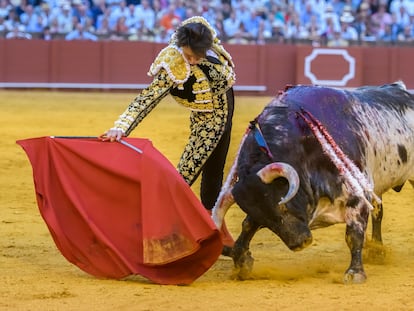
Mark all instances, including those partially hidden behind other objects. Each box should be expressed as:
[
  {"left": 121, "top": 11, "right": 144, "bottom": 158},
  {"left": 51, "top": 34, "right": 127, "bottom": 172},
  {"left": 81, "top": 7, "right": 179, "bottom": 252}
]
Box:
[
  {"left": 177, "top": 91, "right": 229, "bottom": 184},
  {"left": 172, "top": 96, "right": 214, "bottom": 111},
  {"left": 143, "top": 233, "right": 195, "bottom": 265},
  {"left": 148, "top": 46, "right": 190, "bottom": 84},
  {"left": 114, "top": 69, "right": 173, "bottom": 134}
]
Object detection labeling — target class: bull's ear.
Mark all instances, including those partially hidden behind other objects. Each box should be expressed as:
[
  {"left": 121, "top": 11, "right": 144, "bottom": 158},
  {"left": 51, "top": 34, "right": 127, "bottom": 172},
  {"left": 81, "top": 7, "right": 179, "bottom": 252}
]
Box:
[{"left": 256, "top": 162, "right": 299, "bottom": 204}]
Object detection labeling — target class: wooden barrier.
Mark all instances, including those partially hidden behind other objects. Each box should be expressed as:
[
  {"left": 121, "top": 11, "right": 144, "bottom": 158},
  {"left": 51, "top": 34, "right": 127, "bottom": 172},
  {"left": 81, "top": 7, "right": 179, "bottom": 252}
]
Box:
[{"left": 1, "top": 39, "right": 414, "bottom": 95}]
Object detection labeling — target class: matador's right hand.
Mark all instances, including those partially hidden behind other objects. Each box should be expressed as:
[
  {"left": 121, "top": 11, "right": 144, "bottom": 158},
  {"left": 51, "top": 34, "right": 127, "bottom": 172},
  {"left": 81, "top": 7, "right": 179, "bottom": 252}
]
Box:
[{"left": 99, "top": 128, "right": 125, "bottom": 142}]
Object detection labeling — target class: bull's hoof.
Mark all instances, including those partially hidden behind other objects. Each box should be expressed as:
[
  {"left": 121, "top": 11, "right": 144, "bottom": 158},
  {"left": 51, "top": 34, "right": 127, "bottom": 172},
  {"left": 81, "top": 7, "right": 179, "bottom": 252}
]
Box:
[
  {"left": 343, "top": 269, "right": 367, "bottom": 284},
  {"left": 233, "top": 251, "right": 254, "bottom": 280}
]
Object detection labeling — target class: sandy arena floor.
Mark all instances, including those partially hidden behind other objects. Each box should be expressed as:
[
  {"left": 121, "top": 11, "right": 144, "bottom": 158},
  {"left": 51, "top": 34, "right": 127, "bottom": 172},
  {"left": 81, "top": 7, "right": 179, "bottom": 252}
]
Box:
[{"left": 1, "top": 90, "right": 414, "bottom": 311}]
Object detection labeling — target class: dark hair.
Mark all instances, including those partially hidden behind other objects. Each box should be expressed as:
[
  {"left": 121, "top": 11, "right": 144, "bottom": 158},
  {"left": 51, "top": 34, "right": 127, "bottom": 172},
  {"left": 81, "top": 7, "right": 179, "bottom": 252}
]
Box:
[{"left": 175, "top": 23, "right": 213, "bottom": 57}]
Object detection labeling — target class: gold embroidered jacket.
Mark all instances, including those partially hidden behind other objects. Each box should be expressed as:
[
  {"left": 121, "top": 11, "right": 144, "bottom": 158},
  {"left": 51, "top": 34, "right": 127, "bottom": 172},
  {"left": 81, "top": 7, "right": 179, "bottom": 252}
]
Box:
[
  {"left": 113, "top": 44, "right": 235, "bottom": 134},
  {"left": 112, "top": 39, "right": 235, "bottom": 184}
]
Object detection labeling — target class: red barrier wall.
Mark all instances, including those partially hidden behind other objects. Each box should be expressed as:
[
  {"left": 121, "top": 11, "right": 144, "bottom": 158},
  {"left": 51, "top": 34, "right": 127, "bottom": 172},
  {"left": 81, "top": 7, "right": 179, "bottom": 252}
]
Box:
[{"left": 1, "top": 39, "right": 414, "bottom": 95}]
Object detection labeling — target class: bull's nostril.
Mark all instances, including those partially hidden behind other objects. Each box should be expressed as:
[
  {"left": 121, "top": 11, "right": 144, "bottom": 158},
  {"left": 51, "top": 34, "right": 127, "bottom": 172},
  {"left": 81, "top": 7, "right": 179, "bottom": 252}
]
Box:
[
  {"left": 304, "top": 235, "right": 313, "bottom": 247},
  {"left": 290, "top": 235, "right": 312, "bottom": 251}
]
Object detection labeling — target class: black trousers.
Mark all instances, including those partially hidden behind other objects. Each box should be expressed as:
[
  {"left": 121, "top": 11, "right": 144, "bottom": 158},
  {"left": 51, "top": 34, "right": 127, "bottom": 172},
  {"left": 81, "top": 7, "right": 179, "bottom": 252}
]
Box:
[{"left": 200, "top": 88, "right": 235, "bottom": 210}]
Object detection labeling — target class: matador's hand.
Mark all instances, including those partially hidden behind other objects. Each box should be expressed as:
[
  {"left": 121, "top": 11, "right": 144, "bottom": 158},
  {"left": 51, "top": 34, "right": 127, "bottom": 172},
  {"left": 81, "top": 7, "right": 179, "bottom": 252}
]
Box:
[{"left": 100, "top": 128, "right": 125, "bottom": 142}]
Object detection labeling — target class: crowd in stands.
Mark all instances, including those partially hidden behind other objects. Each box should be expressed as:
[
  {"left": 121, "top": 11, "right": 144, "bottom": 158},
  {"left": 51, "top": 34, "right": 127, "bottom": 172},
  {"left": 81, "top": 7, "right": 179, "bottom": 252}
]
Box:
[{"left": 1, "top": 0, "right": 414, "bottom": 45}]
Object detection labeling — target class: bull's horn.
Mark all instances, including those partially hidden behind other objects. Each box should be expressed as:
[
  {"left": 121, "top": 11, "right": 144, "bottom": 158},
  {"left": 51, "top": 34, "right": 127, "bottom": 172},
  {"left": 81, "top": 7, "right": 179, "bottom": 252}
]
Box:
[{"left": 257, "top": 162, "right": 300, "bottom": 204}]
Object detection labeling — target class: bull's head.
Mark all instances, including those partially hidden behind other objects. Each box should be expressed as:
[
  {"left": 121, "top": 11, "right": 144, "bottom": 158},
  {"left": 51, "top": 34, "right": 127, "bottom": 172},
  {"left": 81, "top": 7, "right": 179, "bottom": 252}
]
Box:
[{"left": 232, "top": 162, "right": 312, "bottom": 251}]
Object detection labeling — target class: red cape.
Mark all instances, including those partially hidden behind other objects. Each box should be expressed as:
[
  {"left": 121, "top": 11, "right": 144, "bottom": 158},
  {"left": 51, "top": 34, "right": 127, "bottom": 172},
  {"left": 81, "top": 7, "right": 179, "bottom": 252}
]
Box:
[{"left": 17, "top": 136, "right": 223, "bottom": 285}]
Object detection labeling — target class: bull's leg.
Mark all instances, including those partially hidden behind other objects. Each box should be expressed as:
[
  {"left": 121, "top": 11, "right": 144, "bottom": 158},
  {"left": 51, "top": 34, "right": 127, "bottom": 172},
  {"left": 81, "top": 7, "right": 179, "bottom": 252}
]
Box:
[
  {"left": 364, "top": 199, "right": 386, "bottom": 263},
  {"left": 344, "top": 198, "right": 370, "bottom": 284},
  {"left": 232, "top": 215, "right": 260, "bottom": 280},
  {"left": 371, "top": 200, "right": 383, "bottom": 243}
]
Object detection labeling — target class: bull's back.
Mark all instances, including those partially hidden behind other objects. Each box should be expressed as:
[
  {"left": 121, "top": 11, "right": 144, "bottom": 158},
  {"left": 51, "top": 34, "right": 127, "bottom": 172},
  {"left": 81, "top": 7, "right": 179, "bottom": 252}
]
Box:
[{"left": 278, "top": 84, "right": 414, "bottom": 194}]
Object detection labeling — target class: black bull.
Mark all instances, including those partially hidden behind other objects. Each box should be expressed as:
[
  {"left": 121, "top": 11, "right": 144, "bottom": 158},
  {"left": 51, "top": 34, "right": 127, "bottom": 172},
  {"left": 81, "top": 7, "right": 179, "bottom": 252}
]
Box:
[{"left": 212, "top": 82, "right": 414, "bottom": 283}]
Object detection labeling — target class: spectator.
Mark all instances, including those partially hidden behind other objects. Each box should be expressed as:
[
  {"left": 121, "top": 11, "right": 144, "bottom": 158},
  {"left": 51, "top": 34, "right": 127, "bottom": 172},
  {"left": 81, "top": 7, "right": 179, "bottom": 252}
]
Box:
[
  {"left": 110, "top": 0, "right": 128, "bottom": 22},
  {"left": 300, "top": 1, "right": 319, "bottom": 26},
  {"left": 173, "top": 0, "right": 186, "bottom": 21},
  {"left": 378, "top": 22, "right": 397, "bottom": 43},
  {"left": 95, "top": 13, "right": 110, "bottom": 34},
  {"left": 53, "top": 2, "right": 73, "bottom": 34},
  {"left": 152, "top": 0, "right": 167, "bottom": 22},
  {"left": 397, "top": 23, "right": 414, "bottom": 41},
  {"left": 227, "top": 21, "right": 251, "bottom": 43},
  {"left": 89, "top": 0, "right": 106, "bottom": 28},
  {"left": 183, "top": 2, "right": 198, "bottom": 19},
  {"left": 261, "top": 11, "right": 277, "bottom": 39},
  {"left": 213, "top": 14, "right": 228, "bottom": 43},
  {"left": 38, "top": 2, "right": 52, "bottom": 29},
  {"left": 320, "top": 3, "right": 340, "bottom": 33},
  {"left": 390, "top": 0, "right": 408, "bottom": 15},
  {"left": 4, "top": 10, "right": 19, "bottom": 31},
  {"left": 354, "top": 1, "right": 376, "bottom": 42},
  {"left": 271, "top": 4, "right": 287, "bottom": 25},
  {"left": 159, "top": 3, "right": 180, "bottom": 31},
  {"left": 243, "top": 0, "right": 267, "bottom": 12},
  {"left": 330, "top": 0, "right": 346, "bottom": 16},
  {"left": 105, "top": 0, "right": 121, "bottom": 10},
  {"left": 40, "top": 25, "right": 52, "bottom": 39},
  {"left": 285, "top": 11, "right": 310, "bottom": 42},
  {"left": 153, "top": 24, "right": 169, "bottom": 43},
  {"left": 223, "top": 10, "right": 240, "bottom": 38},
  {"left": 371, "top": 0, "right": 392, "bottom": 37},
  {"left": 84, "top": 16, "right": 96, "bottom": 33},
  {"left": 123, "top": 4, "right": 139, "bottom": 29},
  {"left": 0, "top": 15, "right": 6, "bottom": 33},
  {"left": 113, "top": 14, "right": 128, "bottom": 35},
  {"left": 269, "top": 19, "right": 285, "bottom": 43},
  {"left": 73, "top": 3, "right": 93, "bottom": 27},
  {"left": 339, "top": 10, "right": 358, "bottom": 41},
  {"left": 221, "top": 1, "right": 232, "bottom": 20},
  {"left": 327, "top": 29, "right": 349, "bottom": 46},
  {"left": 157, "top": 0, "right": 169, "bottom": 10},
  {"left": 96, "top": 6, "right": 114, "bottom": 30},
  {"left": 0, "top": 0, "right": 11, "bottom": 19},
  {"left": 312, "top": 0, "right": 328, "bottom": 14},
  {"left": 135, "top": 0, "right": 155, "bottom": 30},
  {"left": 6, "top": 24, "right": 32, "bottom": 39},
  {"left": 307, "top": 14, "right": 323, "bottom": 43},
  {"left": 234, "top": 2, "right": 250, "bottom": 25},
  {"left": 394, "top": 4, "right": 411, "bottom": 28},
  {"left": 48, "top": 17, "right": 59, "bottom": 34},
  {"left": 230, "top": 0, "right": 243, "bottom": 11},
  {"left": 388, "top": 12, "right": 405, "bottom": 40},
  {"left": 242, "top": 8, "right": 264, "bottom": 39},
  {"left": 20, "top": 4, "right": 39, "bottom": 31},
  {"left": 202, "top": 5, "right": 218, "bottom": 26},
  {"left": 65, "top": 22, "right": 98, "bottom": 40},
  {"left": 320, "top": 9, "right": 340, "bottom": 44},
  {"left": 128, "top": 19, "right": 153, "bottom": 41}
]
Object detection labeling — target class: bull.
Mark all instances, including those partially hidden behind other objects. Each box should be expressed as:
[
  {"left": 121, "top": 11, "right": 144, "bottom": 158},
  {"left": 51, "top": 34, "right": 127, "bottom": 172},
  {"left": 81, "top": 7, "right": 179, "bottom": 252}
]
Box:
[{"left": 212, "top": 81, "right": 414, "bottom": 283}]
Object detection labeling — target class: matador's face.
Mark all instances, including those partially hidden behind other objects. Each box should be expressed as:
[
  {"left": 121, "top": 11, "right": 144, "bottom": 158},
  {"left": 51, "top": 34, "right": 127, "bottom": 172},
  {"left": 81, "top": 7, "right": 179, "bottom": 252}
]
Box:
[{"left": 181, "top": 46, "right": 204, "bottom": 65}]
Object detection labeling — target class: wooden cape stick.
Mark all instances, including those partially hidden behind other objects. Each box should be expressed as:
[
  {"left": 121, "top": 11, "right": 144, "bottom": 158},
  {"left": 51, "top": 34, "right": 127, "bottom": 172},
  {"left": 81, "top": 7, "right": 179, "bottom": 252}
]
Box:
[{"left": 50, "top": 136, "right": 143, "bottom": 154}]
